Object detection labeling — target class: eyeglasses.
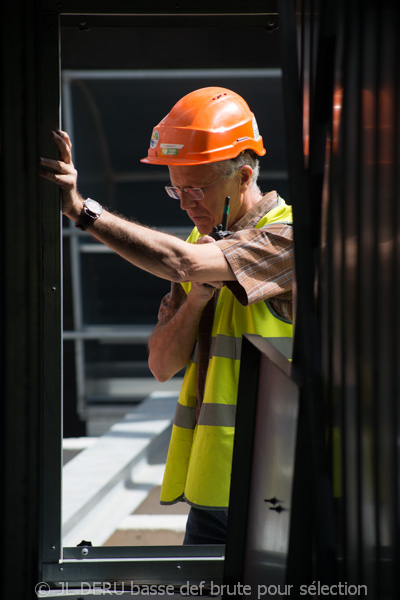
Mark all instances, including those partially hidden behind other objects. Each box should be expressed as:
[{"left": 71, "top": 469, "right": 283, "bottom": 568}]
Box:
[{"left": 165, "top": 174, "right": 232, "bottom": 201}]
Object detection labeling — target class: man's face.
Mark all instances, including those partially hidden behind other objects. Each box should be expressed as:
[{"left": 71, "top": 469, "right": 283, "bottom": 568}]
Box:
[{"left": 168, "top": 164, "right": 240, "bottom": 235}]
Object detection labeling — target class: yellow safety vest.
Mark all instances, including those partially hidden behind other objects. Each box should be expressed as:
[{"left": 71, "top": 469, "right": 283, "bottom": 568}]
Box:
[{"left": 160, "top": 197, "right": 293, "bottom": 509}]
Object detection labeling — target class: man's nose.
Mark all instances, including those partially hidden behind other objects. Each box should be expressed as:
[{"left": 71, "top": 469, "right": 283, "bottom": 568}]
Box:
[{"left": 180, "top": 191, "right": 197, "bottom": 210}]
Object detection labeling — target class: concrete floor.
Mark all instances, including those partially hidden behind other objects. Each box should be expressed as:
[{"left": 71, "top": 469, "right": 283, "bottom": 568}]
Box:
[
  {"left": 104, "top": 486, "right": 190, "bottom": 546},
  {"left": 63, "top": 394, "right": 190, "bottom": 548}
]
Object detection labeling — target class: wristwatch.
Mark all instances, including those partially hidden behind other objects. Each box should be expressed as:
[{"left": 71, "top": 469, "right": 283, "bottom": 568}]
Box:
[{"left": 75, "top": 198, "right": 103, "bottom": 231}]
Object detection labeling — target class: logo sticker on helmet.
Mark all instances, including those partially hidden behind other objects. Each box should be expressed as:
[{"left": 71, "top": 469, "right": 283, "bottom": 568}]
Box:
[
  {"left": 160, "top": 144, "right": 184, "bottom": 149},
  {"left": 252, "top": 116, "right": 261, "bottom": 140},
  {"left": 160, "top": 143, "right": 184, "bottom": 156},
  {"left": 150, "top": 131, "right": 159, "bottom": 149},
  {"left": 161, "top": 148, "right": 179, "bottom": 156}
]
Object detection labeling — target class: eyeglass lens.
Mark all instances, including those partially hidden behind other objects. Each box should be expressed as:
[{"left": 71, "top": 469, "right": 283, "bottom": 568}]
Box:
[{"left": 165, "top": 186, "right": 204, "bottom": 200}]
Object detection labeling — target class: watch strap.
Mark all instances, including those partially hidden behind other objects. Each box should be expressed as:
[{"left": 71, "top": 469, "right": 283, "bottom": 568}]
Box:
[
  {"left": 75, "top": 210, "right": 95, "bottom": 232},
  {"left": 75, "top": 199, "right": 102, "bottom": 232}
]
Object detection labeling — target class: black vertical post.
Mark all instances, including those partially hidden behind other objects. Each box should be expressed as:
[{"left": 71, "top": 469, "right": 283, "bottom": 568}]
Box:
[
  {"left": 0, "top": 0, "right": 62, "bottom": 596},
  {"left": 38, "top": 5, "right": 63, "bottom": 570},
  {"left": 278, "top": 0, "right": 337, "bottom": 588}
]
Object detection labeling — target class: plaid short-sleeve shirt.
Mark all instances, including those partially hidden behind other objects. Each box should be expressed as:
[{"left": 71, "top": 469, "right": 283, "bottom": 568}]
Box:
[{"left": 217, "top": 190, "right": 293, "bottom": 321}]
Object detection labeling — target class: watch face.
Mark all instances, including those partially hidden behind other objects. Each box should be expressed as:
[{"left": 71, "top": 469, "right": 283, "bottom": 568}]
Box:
[{"left": 85, "top": 198, "right": 103, "bottom": 216}]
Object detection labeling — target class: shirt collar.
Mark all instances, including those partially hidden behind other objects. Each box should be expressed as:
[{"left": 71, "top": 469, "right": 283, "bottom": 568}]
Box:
[{"left": 230, "top": 190, "right": 280, "bottom": 232}]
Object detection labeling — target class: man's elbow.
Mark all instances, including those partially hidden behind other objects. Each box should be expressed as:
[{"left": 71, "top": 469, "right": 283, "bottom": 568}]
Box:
[{"left": 148, "top": 356, "right": 172, "bottom": 383}]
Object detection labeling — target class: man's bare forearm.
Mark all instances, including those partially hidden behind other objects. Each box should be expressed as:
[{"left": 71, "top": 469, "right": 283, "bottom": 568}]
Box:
[
  {"left": 148, "top": 288, "right": 213, "bottom": 382},
  {"left": 40, "top": 130, "right": 235, "bottom": 284},
  {"left": 84, "top": 208, "right": 192, "bottom": 282}
]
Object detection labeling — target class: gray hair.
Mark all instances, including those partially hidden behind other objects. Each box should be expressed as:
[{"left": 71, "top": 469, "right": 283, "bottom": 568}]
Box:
[{"left": 210, "top": 150, "right": 260, "bottom": 188}]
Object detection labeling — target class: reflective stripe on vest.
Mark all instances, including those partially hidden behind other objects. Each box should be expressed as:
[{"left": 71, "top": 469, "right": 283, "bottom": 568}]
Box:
[
  {"left": 174, "top": 401, "right": 237, "bottom": 429},
  {"left": 160, "top": 195, "right": 293, "bottom": 509},
  {"left": 191, "top": 331, "right": 292, "bottom": 363}
]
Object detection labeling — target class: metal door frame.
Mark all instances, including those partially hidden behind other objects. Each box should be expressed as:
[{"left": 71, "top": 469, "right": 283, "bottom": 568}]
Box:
[{"left": 38, "top": 1, "right": 280, "bottom": 590}]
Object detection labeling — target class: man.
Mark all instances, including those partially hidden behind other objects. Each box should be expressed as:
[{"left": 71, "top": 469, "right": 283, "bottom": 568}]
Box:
[{"left": 40, "top": 87, "right": 294, "bottom": 545}]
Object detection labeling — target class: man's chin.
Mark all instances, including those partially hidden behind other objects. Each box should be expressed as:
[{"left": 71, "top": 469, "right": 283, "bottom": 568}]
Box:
[{"left": 192, "top": 221, "right": 211, "bottom": 235}]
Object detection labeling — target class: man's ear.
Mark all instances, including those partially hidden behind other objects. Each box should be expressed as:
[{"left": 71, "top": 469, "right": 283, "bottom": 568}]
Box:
[{"left": 239, "top": 165, "right": 253, "bottom": 191}]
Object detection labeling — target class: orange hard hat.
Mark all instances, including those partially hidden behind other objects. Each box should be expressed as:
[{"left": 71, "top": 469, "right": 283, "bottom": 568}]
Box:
[{"left": 141, "top": 87, "right": 266, "bottom": 165}]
